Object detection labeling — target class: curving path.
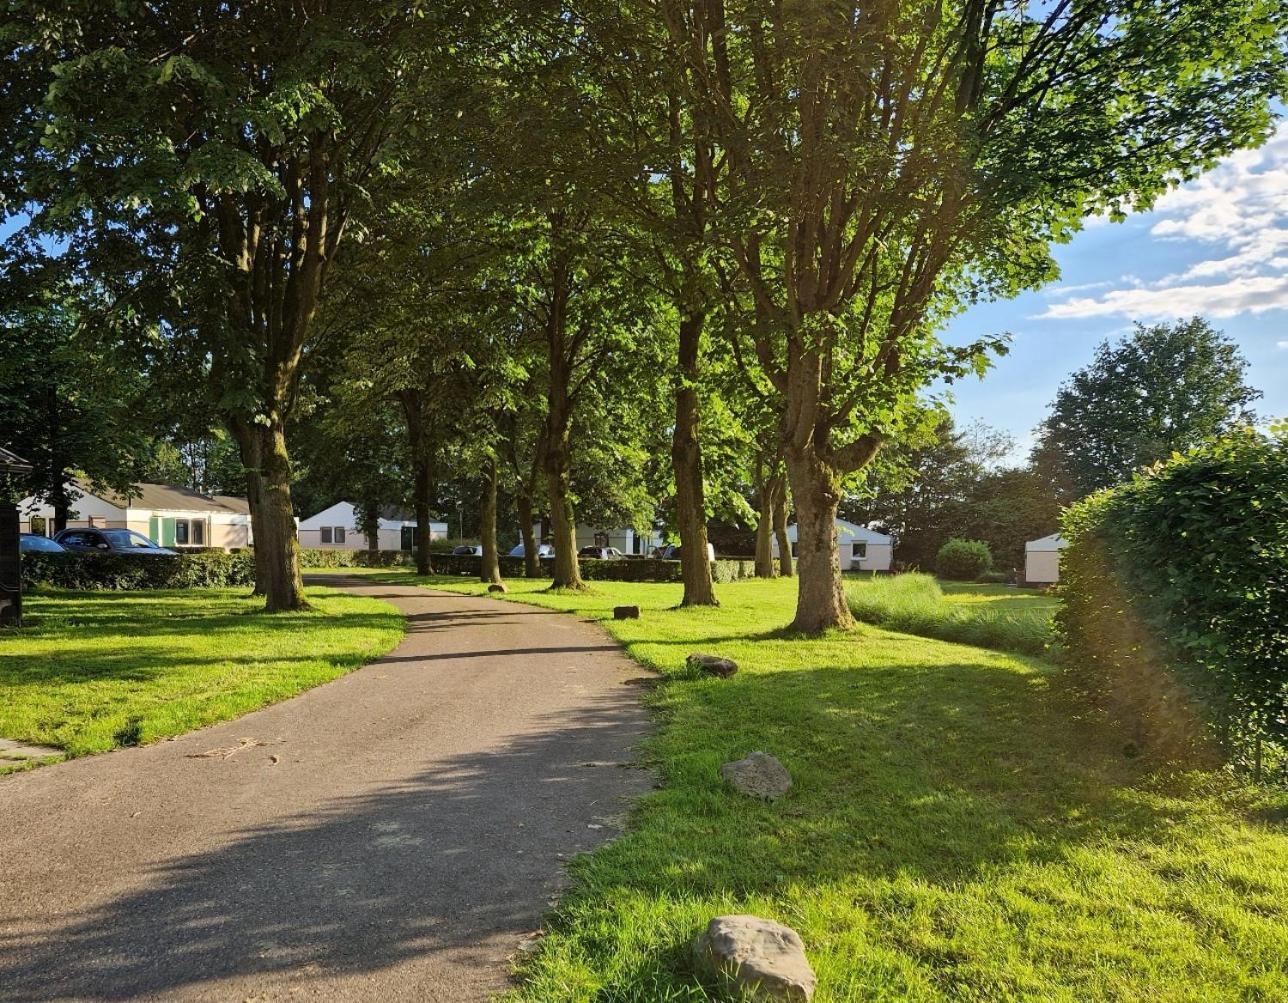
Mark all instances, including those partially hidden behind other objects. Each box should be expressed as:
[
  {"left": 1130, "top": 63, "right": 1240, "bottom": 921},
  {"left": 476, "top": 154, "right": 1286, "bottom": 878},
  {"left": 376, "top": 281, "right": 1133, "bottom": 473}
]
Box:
[{"left": 0, "top": 576, "right": 653, "bottom": 1002}]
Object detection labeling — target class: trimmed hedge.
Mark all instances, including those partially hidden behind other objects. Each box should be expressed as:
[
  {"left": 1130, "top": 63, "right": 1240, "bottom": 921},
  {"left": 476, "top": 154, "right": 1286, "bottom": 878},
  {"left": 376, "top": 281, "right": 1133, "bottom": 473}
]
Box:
[
  {"left": 1057, "top": 427, "right": 1287, "bottom": 776},
  {"left": 295, "top": 548, "right": 415, "bottom": 568},
  {"left": 430, "top": 553, "right": 758, "bottom": 583},
  {"left": 935, "top": 538, "right": 993, "bottom": 581},
  {"left": 21, "top": 550, "right": 257, "bottom": 591}
]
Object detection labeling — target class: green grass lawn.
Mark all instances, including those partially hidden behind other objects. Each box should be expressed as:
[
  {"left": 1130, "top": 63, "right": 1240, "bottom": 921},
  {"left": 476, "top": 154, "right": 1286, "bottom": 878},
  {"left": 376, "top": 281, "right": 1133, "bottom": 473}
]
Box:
[
  {"left": 0, "top": 586, "right": 403, "bottom": 764},
  {"left": 848, "top": 574, "right": 1059, "bottom": 657},
  {"left": 359, "top": 570, "right": 1287, "bottom": 1002}
]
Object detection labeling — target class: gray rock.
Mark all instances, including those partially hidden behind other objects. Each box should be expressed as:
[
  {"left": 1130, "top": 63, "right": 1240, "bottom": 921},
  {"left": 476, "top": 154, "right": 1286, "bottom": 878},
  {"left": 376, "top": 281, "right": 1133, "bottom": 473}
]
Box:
[
  {"left": 487, "top": 582, "right": 508, "bottom": 593},
  {"left": 720, "top": 751, "right": 791, "bottom": 800},
  {"left": 613, "top": 605, "right": 640, "bottom": 620},
  {"left": 687, "top": 652, "right": 738, "bottom": 677},
  {"left": 693, "top": 914, "right": 816, "bottom": 1002}
]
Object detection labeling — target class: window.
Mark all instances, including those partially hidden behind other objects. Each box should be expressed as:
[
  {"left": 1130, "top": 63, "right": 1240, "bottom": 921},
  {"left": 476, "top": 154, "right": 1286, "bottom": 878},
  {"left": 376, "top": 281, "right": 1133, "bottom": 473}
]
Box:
[
  {"left": 192, "top": 521, "right": 204, "bottom": 546},
  {"left": 334, "top": 527, "right": 345, "bottom": 544},
  {"left": 175, "top": 521, "right": 189, "bottom": 545},
  {"left": 851, "top": 542, "right": 867, "bottom": 560},
  {"left": 791, "top": 542, "right": 799, "bottom": 557},
  {"left": 320, "top": 526, "right": 333, "bottom": 544},
  {"left": 102, "top": 530, "right": 158, "bottom": 549}
]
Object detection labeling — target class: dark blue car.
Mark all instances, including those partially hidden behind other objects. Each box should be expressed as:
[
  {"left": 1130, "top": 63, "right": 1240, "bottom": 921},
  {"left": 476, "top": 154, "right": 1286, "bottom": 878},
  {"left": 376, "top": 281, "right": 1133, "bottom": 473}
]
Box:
[
  {"left": 54, "top": 528, "right": 177, "bottom": 555},
  {"left": 19, "top": 533, "right": 66, "bottom": 554}
]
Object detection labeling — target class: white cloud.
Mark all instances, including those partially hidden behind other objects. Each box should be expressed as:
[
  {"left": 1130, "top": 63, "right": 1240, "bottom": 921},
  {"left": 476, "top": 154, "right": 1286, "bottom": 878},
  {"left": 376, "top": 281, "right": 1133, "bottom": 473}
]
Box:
[
  {"left": 1043, "top": 125, "right": 1288, "bottom": 321},
  {"left": 1278, "top": 340, "right": 1288, "bottom": 349}
]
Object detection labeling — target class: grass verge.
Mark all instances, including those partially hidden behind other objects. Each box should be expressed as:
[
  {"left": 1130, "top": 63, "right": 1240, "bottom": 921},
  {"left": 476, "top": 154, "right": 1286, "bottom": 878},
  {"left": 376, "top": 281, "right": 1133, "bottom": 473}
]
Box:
[
  {"left": 0, "top": 586, "right": 403, "bottom": 764},
  {"left": 847, "top": 573, "right": 1058, "bottom": 657},
  {"left": 351, "top": 570, "right": 1287, "bottom": 1002}
]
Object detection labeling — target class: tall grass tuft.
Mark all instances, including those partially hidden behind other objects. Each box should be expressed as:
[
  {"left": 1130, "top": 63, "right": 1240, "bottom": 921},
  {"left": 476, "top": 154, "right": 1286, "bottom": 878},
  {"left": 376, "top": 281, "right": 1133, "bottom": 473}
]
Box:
[{"left": 847, "top": 573, "right": 1055, "bottom": 658}]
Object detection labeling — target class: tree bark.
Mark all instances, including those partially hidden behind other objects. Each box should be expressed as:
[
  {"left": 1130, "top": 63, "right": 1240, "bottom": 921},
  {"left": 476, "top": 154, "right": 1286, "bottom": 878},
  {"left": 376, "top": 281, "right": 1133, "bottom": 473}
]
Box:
[
  {"left": 360, "top": 501, "right": 380, "bottom": 551},
  {"left": 479, "top": 454, "right": 503, "bottom": 585},
  {"left": 671, "top": 309, "right": 717, "bottom": 605},
  {"left": 255, "top": 420, "right": 309, "bottom": 612},
  {"left": 783, "top": 448, "right": 852, "bottom": 633},
  {"left": 544, "top": 429, "right": 583, "bottom": 589},
  {"left": 227, "top": 418, "right": 269, "bottom": 596},
  {"left": 516, "top": 488, "right": 539, "bottom": 578},
  {"left": 753, "top": 458, "right": 776, "bottom": 578},
  {"left": 771, "top": 471, "right": 793, "bottom": 578},
  {"left": 401, "top": 391, "right": 436, "bottom": 577}
]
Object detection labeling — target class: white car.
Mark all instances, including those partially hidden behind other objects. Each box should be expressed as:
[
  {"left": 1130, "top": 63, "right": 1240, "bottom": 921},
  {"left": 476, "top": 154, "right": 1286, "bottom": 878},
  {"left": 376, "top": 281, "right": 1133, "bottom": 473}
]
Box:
[{"left": 509, "top": 542, "right": 555, "bottom": 558}]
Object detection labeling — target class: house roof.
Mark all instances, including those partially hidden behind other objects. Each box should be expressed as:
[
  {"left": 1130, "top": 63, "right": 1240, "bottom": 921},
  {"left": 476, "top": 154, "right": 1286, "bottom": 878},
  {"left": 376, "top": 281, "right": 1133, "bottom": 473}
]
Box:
[
  {"left": 84, "top": 480, "right": 249, "bottom": 515},
  {"left": 1026, "top": 533, "right": 1067, "bottom": 552},
  {"left": 786, "top": 519, "right": 893, "bottom": 545},
  {"left": 0, "top": 446, "right": 33, "bottom": 474},
  {"left": 378, "top": 504, "right": 415, "bottom": 522}
]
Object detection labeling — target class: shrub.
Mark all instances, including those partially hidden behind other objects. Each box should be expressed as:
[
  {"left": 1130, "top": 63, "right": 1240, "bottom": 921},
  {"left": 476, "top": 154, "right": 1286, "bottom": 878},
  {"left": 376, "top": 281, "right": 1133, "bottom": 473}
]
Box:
[
  {"left": 1057, "top": 427, "right": 1288, "bottom": 776},
  {"left": 295, "top": 548, "right": 414, "bottom": 568},
  {"left": 21, "top": 550, "right": 256, "bottom": 591},
  {"left": 936, "top": 538, "right": 992, "bottom": 580},
  {"left": 427, "top": 553, "right": 758, "bottom": 584},
  {"left": 977, "top": 571, "right": 1010, "bottom": 584},
  {"left": 847, "top": 573, "right": 1053, "bottom": 658}
]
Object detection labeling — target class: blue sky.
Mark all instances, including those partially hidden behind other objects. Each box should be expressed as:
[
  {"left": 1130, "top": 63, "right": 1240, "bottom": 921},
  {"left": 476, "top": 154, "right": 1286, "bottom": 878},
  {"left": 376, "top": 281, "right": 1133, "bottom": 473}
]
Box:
[{"left": 943, "top": 122, "right": 1288, "bottom": 461}]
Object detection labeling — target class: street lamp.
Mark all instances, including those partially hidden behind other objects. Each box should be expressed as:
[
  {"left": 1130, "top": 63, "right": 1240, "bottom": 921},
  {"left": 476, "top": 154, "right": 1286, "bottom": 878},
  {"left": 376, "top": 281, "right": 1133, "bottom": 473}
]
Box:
[{"left": 0, "top": 447, "right": 34, "bottom": 627}]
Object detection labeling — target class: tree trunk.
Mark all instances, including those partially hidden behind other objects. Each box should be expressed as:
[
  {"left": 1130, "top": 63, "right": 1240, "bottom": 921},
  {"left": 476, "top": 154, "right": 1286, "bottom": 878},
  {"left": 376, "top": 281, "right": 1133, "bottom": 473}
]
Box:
[
  {"left": 401, "top": 391, "right": 436, "bottom": 577},
  {"left": 754, "top": 461, "right": 775, "bottom": 578},
  {"left": 228, "top": 419, "right": 268, "bottom": 596},
  {"left": 516, "top": 488, "right": 539, "bottom": 578},
  {"left": 480, "top": 454, "right": 503, "bottom": 585},
  {"left": 772, "top": 472, "right": 793, "bottom": 578},
  {"left": 671, "top": 309, "right": 717, "bottom": 606},
  {"left": 783, "top": 449, "right": 852, "bottom": 633},
  {"left": 545, "top": 431, "right": 583, "bottom": 590},
  {"left": 360, "top": 501, "right": 380, "bottom": 551},
  {"left": 255, "top": 420, "right": 309, "bottom": 612}
]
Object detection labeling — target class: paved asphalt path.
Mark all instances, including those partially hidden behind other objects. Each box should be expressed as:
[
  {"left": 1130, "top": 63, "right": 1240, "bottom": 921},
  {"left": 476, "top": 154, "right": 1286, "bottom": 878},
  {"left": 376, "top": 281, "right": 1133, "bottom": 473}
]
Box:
[{"left": 0, "top": 576, "right": 654, "bottom": 1002}]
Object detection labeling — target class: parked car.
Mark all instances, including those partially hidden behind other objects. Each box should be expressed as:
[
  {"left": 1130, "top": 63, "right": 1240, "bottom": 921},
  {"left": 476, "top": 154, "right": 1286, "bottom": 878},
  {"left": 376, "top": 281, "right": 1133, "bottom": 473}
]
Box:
[
  {"left": 450, "top": 544, "right": 483, "bottom": 556},
  {"left": 509, "top": 542, "right": 555, "bottom": 559},
  {"left": 578, "top": 546, "right": 625, "bottom": 560},
  {"left": 19, "top": 533, "right": 66, "bottom": 554},
  {"left": 54, "top": 528, "right": 177, "bottom": 555},
  {"left": 652, "top": 543, "right": 716, "bottom": 561}
]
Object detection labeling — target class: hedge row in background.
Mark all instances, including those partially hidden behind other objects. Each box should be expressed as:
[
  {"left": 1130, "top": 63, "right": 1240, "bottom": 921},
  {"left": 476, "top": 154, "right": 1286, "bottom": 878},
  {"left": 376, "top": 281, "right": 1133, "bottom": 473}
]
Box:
[
  {"left": 21, "top": 550, "right": 257, "bottom": 591},
  {"left": 1057, "top": 427, "right": 1287, "bottom": 777},
  {"left": 429, "top": 553, "right": 759, "bottom": 583}
]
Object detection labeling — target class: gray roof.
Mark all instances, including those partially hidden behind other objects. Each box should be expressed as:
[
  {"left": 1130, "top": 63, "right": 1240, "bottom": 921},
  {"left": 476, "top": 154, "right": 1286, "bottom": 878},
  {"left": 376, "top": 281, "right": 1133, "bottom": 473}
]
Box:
[
  {"left": 84, "top": 481, "right": 249, "bottom": 515},
  {"left": 0, "top": 446, "right": 32, "bottom": 474}
]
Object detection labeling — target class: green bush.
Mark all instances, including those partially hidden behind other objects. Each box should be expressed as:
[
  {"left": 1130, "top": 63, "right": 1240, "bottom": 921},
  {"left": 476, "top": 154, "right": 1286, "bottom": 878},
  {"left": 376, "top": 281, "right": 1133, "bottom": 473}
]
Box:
[
  {"left": 21, "top": 550, "right": 256, "bottom": 591},
  {"left": 977, "top": 570, "right": 1010, "bottom": 584},
  {"left": 295, "top": 548, "right": 414, "bottom": 568},
  {"left": 936, "top": 538, "right": 993, "bottom": 580},
  {"left": 847, "top": 573, "right": 1053, "bottom": 658},
  {"left": 1057, "top": 427, "right": 1288, "bottom": 775}
]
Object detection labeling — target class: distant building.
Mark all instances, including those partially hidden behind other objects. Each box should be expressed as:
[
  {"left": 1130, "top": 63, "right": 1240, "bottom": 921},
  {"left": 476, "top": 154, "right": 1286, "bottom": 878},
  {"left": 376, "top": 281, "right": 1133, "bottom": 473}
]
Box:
[
  {"left": 1024, "top": 534, "right": 1068, "bottom": 585},
  {"left": 18, "top": 481, "right": 252, "bottom": 551},
  {"left": 773, "top": 518, "right": 894, "bottom": 572},
  {"left": 298, "top": 501, "right": 447, "bottom": 551}
]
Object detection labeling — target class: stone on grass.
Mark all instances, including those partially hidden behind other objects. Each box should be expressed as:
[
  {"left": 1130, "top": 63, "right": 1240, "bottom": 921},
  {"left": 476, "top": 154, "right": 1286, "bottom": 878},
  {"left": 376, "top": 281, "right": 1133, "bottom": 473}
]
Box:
[
  {"left": 720, "top": 751, "right": 791, "bottom": 800},
  {"left": 613, "top": 605, "right": 641, "bottom": 620},
  {"left": 693, "top": 915, "right": 816, "bottom": 1002},
  {"left": 487, "top": 582, "right": 508, "bottom": 593},
  {"left": 687, "top": 652, "right": 738, "bottom": 678}
]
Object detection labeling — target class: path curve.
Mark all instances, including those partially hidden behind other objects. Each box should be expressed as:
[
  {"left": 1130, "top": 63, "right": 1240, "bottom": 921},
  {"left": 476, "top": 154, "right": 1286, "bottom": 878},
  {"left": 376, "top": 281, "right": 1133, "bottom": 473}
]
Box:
[{"left": 0, "top": 576, "right": 653, "bottom": 1002}]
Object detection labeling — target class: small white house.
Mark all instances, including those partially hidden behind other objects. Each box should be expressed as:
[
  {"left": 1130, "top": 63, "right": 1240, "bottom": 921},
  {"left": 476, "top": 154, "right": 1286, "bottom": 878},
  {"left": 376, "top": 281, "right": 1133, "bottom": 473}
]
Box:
[
  {"left": 575, "top": 525, "right": 666, "bottom": 556},
  {"left": 773, "top": 518, "right": 894, "bottom": 572},
  {"left": 298, "top": 501, "right": 447, "bottom": 551},
  {"left": 1025, "top": 534, "right": 1068, "bottom": 585},
  {"left": 18, "top": 481, "right": 252, "bottom": 551}
]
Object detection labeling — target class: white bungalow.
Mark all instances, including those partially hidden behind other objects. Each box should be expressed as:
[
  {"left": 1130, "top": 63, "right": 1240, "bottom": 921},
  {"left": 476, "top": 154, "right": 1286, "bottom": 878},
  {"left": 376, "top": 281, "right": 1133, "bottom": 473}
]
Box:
[
  {"left": 18, "top": 481, "right": 252, "bottom": 551},
  {"left": 1024, "top": 534, "right": 1068, "bottom": 585},
  {"left": 773, "top": 518, "right": 894, "bottom": 572},
  {"left": 298, "top": 500, "right": 447, "bottom": 551},
  {"left": 574, "top": 524, "right": 666, "bottom": 556}
]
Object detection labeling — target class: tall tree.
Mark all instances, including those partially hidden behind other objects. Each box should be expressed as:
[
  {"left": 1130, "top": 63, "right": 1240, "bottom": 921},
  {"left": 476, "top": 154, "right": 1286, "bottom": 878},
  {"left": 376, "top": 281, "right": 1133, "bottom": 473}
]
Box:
[
  {"left": 1033, "top": 318, "right": 1261, "bottom": 499},
  {"left": 6, "top": 1, "right": 483, "bottom": 609},
  {"left": 659, "top": 0, "right": 1286, "bottom": 632}
]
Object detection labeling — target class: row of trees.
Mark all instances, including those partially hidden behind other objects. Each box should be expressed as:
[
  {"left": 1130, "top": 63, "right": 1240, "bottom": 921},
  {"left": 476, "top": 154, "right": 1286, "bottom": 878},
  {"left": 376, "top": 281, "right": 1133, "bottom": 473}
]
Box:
[{"left": 3, "top": 2, "right": 1283, "bottom": 629}]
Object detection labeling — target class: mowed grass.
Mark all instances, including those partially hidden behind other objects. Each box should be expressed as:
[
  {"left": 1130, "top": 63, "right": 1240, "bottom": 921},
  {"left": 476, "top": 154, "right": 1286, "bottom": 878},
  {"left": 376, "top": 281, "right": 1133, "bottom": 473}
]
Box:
[
  {"left": 0, "top": 587, "right": 403, "bottom": 763},
  {"left": 848, "top": 573, "right": 1059, "bottom": 657},
  {"left": 360, "top": 570, "right": 1288, "bottom": 1002}
]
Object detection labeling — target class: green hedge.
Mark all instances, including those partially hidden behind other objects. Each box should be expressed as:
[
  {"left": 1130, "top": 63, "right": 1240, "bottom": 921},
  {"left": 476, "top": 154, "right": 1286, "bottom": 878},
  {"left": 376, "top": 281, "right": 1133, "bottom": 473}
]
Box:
[
  {"left": 1057, "top": 427, "right": 1287, "bottom": 776},
  {"left": 295, "top": 548, "right": 415, "bottom": 568},
  {"left": 21, "top": 551, "right": 257, "bottom": 591},
  {"left": 430, "top": 553, "right": 758, "bottom": 583}
]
